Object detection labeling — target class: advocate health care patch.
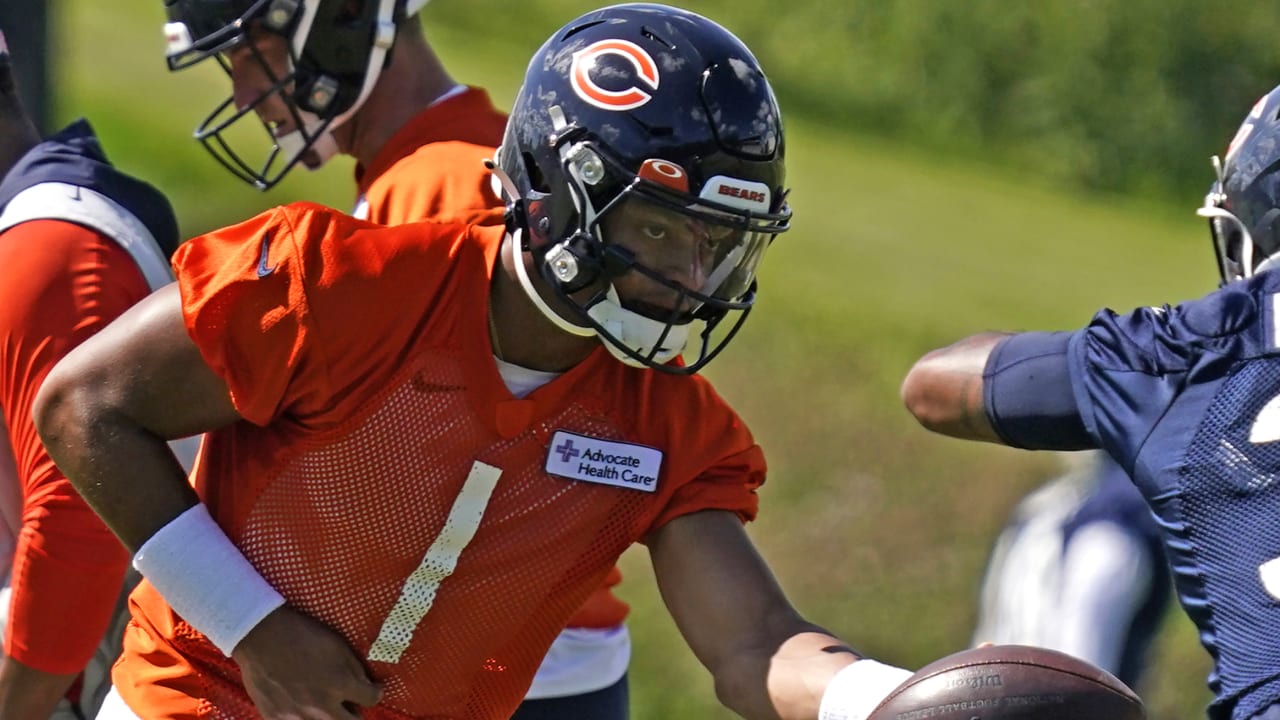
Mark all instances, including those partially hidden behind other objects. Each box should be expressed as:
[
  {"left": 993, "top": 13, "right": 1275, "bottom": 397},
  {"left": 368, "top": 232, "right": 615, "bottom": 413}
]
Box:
[{"left": 545, "top": 430, "right": 662, "bottom": 492}]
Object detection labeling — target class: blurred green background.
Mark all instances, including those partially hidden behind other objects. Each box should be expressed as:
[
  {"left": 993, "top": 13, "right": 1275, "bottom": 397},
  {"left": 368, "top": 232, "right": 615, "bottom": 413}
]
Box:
[{"left": 38, "top": 0, "right": 1263, "bottom": 717}]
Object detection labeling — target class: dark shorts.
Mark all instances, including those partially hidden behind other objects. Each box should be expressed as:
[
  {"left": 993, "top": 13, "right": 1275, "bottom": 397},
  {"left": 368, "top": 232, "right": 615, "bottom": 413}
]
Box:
[{"left": 510, "top": 675, "right": 629, "bottom": 720}]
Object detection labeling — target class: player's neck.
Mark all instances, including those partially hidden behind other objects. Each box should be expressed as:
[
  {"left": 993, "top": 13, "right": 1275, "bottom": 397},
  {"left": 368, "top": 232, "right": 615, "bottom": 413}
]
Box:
[
  {"left": 490, "top": 236, "right": 598, "bottom": 372},
  {"left": 340, "top": 29, "right": 457, "bottom": 168}
]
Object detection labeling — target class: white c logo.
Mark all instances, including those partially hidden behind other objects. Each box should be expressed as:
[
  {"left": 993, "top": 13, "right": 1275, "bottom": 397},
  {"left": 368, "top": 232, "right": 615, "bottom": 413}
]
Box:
[{"left": 570, "top": 38, "right": 660, "bottom": 112}]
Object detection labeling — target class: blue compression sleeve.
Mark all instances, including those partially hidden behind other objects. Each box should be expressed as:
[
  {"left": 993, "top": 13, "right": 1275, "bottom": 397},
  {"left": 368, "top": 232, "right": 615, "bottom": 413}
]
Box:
[{"left": 983, "top": 331, "right": 1093, "bottom": 450}]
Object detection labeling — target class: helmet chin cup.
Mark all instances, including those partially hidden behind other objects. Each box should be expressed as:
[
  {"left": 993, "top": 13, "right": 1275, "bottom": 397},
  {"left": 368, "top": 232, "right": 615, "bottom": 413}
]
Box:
[
  {"left": 586, "top": 287, "right": 689, "bottom": 368},
  {"left": 276, "top": 115, "right": 338, "bottom": 170}
]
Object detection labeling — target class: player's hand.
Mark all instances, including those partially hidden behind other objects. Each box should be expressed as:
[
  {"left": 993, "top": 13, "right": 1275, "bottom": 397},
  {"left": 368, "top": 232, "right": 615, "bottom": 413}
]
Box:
[{"left": 232, "top": 605, "right": 382, "bottom": 719}]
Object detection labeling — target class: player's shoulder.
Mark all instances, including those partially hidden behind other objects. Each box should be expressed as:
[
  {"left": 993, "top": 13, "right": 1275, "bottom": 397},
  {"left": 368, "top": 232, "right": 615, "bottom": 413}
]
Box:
[
  {"left": 1082, "top": 279, "right": 1264, "bottom": 371},
  {"left": 272, "top": 200, "right": 378, "bottom": 236},
  {"left": 394, "top": 141, "right": 497, "bottom": 190},
  {"left": 634, "top": 366, "right": 752, "bottom": 442},
  {"left": 273, "top": 200, "right": 462, "bottom": 250},
  {"left": 1166, "top": 279, "right": 1260, "bottom": 339}
]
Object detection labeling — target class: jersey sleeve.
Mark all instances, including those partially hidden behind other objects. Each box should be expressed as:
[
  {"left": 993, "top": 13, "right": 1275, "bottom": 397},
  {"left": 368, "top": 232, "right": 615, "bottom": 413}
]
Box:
[
  {"left": 172, "top": 206, "right": 316, "bottom": 426},
  {"left": 0, "top": 220, "right": 147, "bottom": 673},
  {"left": 648, "top": 443, "right": 765, "bottom": 533},
  {"left": 1066, "top": 293, "right": 1248, "bottom": 469},
  {"left": 174, "top": 203, "right": 468, "bottom": 427},
  {"left": 645, "top": 379, "right": 765, "bottom": 534}
]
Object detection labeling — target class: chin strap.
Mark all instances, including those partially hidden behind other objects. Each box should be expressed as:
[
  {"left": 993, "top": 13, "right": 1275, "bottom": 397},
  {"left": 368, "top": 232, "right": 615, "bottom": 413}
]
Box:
[{"left": 509, "top": 229, "right": 596, "bottom": 338}]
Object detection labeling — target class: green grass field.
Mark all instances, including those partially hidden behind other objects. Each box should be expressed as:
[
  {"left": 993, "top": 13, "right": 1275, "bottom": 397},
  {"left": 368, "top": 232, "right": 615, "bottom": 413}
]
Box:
[{"left": 52, "top": 2, "right": 1217, "bottom": 718}]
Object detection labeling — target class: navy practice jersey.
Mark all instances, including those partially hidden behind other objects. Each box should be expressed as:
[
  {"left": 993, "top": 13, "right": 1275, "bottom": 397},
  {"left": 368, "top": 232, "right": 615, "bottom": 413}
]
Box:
[{"left": 990, "top": 270, "right": 1280, "bottom": 720}]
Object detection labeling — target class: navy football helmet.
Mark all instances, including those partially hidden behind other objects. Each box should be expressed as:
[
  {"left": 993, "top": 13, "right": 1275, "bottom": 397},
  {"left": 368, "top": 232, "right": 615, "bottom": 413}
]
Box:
[
  {"left": 1199, "top": 84, "right": 1280, "bottom": 284},
  {"left": 490, "top": 3, "right": 790, "bottom": 374},
  {"left": 162, "top": 0, "right": 427, "bottom": 189}
]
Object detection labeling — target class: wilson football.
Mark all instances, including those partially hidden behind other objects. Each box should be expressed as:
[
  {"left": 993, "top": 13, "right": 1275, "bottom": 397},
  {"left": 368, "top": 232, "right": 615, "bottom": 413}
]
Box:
[{"left": 867, "top": 645, "right": 1145, "bottom": 720}]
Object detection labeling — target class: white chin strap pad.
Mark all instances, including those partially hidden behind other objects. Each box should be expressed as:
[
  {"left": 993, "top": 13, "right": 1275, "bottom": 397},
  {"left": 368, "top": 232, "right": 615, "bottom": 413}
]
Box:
[
  {"left": 276, "top": 116, "right": 338, "bottom": 170},
  {"left": 587, "top": 287, "right": 690, "bottom": 368}
]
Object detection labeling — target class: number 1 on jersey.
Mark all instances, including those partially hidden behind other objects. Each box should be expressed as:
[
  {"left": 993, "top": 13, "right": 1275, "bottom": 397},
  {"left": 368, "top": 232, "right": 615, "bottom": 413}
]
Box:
[{"left": 368, "top": 461, "right": 503, "bottom": 663}]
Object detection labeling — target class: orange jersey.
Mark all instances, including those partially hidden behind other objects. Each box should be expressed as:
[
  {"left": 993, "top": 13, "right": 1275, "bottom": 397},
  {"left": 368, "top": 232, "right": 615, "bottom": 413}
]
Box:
[
  {"left": 353, "top": 86, "right": 628, "bottom": 631},
  {"left": 354, "top": 86, "right": 508, "bottom": 228},
  {"left": 120, "top": 204, "right": 764, "bottom": 720},
  {"left": 0, "top": 220, "right": 147, "bottom": 673}
]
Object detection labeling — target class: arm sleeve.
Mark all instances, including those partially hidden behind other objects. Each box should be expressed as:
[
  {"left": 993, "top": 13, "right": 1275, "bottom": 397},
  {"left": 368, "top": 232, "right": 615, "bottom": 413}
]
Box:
[
  {"left": 0, "top": 220, "right": 149, "bottom": 673},
  {"left": 984, "top": 330, "right": 1094, "bottom": 450},
  {"left": 648, "top": 444, "right": 766, "bottom": 532}
]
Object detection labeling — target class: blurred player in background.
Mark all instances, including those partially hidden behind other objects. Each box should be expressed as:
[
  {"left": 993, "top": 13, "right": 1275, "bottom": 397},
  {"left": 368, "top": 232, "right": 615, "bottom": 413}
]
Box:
[
  {"left": 0, "top": 29, "right": 196, "bottom": 720},
  {"left": 161, "top": 0, "right": 631, "bottom": 714},
  {"left": 902, "top": 81, "right": 1280, "bottom": 720},
  {"left": 972, "top": 451, "right": 1171, "bottom": 690}
]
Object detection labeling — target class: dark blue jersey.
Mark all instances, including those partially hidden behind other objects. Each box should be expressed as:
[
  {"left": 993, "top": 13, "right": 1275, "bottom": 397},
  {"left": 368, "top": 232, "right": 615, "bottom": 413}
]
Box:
[
  {"left": 0, "top": 118, "right": 179, "bottom": 258},
  {"left": 992, "top": 271, "right": 1280, "bottom": 720}
]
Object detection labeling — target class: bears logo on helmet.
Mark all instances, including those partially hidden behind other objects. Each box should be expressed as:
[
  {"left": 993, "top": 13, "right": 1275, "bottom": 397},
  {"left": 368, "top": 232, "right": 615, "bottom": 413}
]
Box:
[{"left": 570, "top": 38, "right": 661, "bottom": 112}]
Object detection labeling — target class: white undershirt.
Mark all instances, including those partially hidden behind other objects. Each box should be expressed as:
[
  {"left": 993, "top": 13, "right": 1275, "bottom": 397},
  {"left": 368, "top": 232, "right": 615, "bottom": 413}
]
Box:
[{"left": 493, "top": 356, "right": 560, "bottom": 398}]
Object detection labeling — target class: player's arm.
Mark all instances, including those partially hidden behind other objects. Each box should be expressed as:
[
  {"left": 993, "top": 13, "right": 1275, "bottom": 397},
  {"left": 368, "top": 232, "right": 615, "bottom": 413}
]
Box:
[
  {"left": 33, "top": 283, "right": 231, "bottom": 548},
  {"left": 34, "top": 282, "right": 381, "bottom": 720},
  {"left": 649, "top": 510, "right": 909, "bottom": 720},
  {"left": 901, "top": 330, "right": 1093, "bottom": 450},
  {"left": 0, "top": 222, "right": 151, "bottom": 719},
  {"left": 899, "top": 331, "right": 1009, "bottom": 442}
]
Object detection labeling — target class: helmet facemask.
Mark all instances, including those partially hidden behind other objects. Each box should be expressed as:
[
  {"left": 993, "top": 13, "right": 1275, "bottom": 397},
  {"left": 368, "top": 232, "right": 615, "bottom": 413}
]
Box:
[
  {"left": 163, "top": 0, "right": 398, "bottom": 190},
  {"left": 1198, "top": 87, "right": 1280, "bottom": 285},
  {"left": 192, "top": 44, "right": 339, "bottom": 190}
]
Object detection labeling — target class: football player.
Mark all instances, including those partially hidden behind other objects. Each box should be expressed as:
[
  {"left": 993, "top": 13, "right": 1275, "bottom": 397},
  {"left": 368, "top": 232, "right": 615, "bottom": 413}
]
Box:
[
  {"left": 0, "top": 30, "right": 196, "bottom": 720},
  {"left": 161, "top": 0, "right": 632, "bottom": 714},
  {"left": 36, "top": 5, "right": 919, "bottom": 720},
  {"left": 902, "top": 82, "right": 1280, "bottom": 720},
  {"left": 972, "top": 451, "right": 1170, "bottom": 690}
]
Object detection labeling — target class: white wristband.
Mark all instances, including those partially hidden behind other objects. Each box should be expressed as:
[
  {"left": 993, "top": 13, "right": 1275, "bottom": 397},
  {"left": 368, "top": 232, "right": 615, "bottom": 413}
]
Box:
[
  {"left": 819, "top": 659, "right": 914, "bottom": 720},
  {"left": 133, "top": 504, "right": 285, "bottom": 656}
]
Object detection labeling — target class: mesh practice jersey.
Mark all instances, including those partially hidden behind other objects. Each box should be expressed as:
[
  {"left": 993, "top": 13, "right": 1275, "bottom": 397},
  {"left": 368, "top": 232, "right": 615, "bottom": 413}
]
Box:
[
  {"left": 118, "top": 204, "right": 764, "bottom": 720},
  {"left": 1009, "top": 270, "right": 1280, "bottom": 720},
  {"left": 350, "top": 85, "right": 629, "bottom": 640}
]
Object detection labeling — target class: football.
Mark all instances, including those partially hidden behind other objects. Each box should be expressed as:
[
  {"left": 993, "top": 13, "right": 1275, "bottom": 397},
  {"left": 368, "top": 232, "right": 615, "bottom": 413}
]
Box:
[{"left": 867, "top": 645, "right": 1145, "bottom": 720}]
